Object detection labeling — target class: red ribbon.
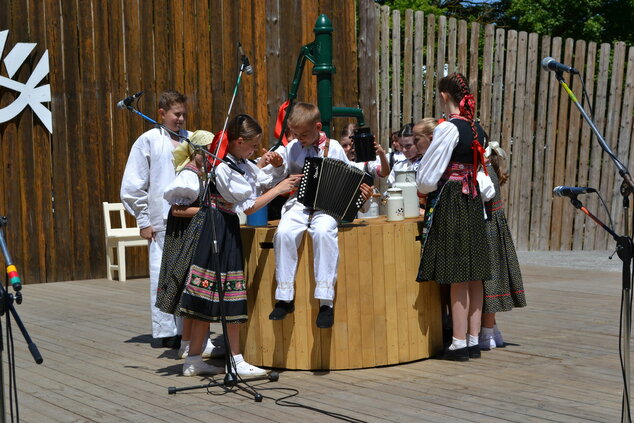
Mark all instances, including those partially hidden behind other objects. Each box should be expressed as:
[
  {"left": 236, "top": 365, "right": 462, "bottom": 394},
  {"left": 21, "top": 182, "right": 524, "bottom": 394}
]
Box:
[
  {"left": 274, "top": 100, "right": 291, "bottom": 146},
  {"left": 207, "top": 130, "right": 228, "bottom": 166},
  {"left": 459, "top": 94, "right": 476, "bottom": 120}
]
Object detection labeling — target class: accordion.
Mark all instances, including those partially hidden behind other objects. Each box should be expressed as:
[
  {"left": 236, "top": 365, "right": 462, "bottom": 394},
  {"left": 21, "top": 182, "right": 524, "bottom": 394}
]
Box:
[{"left": 297, "top": 157, "right": 373, "bottom": 221}]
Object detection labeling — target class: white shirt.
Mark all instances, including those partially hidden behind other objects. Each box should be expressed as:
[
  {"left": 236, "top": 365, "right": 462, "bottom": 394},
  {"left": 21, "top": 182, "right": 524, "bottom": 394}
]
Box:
[
  {"left": 415, "top": 121, "right": 495, "bottom": 199},
  {"left": 387, "top": 156, "right": 422, "bottom": 186},
  {"left": 163, "top": 167, "right": 201, "bottom": 206},
  {"left": 120, "top": 127, "right": 190, "bottom": 231},
  {"left": 215, "top": 154, "right": 269, "bottom": 214}
]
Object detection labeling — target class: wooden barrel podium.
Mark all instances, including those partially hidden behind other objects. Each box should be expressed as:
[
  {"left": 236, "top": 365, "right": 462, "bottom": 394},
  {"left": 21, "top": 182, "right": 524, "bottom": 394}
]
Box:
[{"left": 239, "top": 216, "right": 442, "bottom": 370}]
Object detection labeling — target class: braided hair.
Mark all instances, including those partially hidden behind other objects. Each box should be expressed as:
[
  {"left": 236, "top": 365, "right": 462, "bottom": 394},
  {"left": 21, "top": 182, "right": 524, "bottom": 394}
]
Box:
[{"left": 437, "top": 73, "right": 478, "bottom": 145}]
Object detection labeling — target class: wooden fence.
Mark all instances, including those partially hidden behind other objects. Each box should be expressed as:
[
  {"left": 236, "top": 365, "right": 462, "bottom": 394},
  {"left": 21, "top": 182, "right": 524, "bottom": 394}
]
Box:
[
  {"left": 371, "top": 5, "right": 634, "bottom": 252},
  {"left": 0, "top": 0, "right": 359, "bottom": 283}
]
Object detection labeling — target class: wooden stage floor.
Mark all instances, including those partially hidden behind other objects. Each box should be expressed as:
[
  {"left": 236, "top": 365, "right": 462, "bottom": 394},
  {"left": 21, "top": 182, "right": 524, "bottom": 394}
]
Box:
[{"left": 6, "top": 251, "right": 629, "bottom": 422}]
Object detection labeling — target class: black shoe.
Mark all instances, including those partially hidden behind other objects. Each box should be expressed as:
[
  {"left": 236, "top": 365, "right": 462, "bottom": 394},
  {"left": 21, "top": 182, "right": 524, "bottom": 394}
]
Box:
[
  {"left": 468, "top": 345, "right": 481, "bottom": 359},
  {"left": 316, "top": 305, "right": 334, "bottom": 328},
  {"left": 269, "top": 301, "right": 295, "bottom": 320},
  {"left": 440, "top": 346, "right": 469, "bottom": 361},
  {"left": 160, "top": 335, "right": 181, "bottom": 349}
]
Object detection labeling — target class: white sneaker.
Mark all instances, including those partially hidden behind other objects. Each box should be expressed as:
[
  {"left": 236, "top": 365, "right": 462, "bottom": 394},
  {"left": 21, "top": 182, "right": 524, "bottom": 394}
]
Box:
[
  {"left": 478, "top": 333, "right": 496, "bottom": 350},
  {"left": 178, "top": 342, "right": 190, "bottom": 359},
  {"left": 493, "top": 331, "right": 505, "bottom": 348},
  {"left": 203, "top": 339, "right": 225, "bottom": 359},
  {"left": 229, "top": 360, "right": 268, "bottom": 377},
  {"left": 182, "top": 356, "right": 224, "bottom": 377}
]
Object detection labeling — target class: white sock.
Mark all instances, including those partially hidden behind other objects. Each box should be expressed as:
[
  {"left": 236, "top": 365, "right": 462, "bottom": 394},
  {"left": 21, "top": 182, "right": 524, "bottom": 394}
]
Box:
[
  {"left": 493, "top": 324, "right": 501, "bottom": 334},
  {"left": 448, "top": 337, "right": 467, "bottom": 350},
  {"left": 232, "top": 354, "right": 244, "bottom": 364},
  {"left": 319, "top": 299, "right": 334, "bottom": 308},
  {"left": 468, "top": 334, "right": 479, "bottom": 346}
]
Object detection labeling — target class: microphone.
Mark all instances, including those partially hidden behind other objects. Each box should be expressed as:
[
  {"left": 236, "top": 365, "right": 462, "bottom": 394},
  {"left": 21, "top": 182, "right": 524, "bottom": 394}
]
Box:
[
  {"left": 116, "top": 91, "right": 144, "bottom": 109},
  {"left": 237, "top": 42, "right": 254, "bottom": 75},
  {"left": 541, "top": 57, "right": 579, "bottom": 74},
  {"left": 553, "top": 186, "right": 596, "bottom": 198}
]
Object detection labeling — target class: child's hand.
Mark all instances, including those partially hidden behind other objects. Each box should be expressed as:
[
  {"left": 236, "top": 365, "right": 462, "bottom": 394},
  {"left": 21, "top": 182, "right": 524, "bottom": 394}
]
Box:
[
  {"left": 267, "top": 152, "right": 283, "bottom": 167},
  {"left": 374, "top": 141, "right": 385, "bottom": 156},
  {"left": 257, "top": 149, "right": 284, "bottom": 168},
  {"left": 276, "top": 174, "right": 303, "bottom": 195},
  {"left": 359, "top": 183, "right": 374, "bottom": 201}
]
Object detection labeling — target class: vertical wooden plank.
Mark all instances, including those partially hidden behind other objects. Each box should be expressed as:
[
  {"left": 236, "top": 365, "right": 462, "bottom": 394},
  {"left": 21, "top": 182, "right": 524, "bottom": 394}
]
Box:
[
  {"left": 500, "top": 30, "right": 517, "bottom": 231},
  {"left": 479, "top": 25, "right": 494, "bottom": 128},
  {"left": 457, "top": 19, "right": 467, "bottom": 75},
  {"left": 447, "top": 17, "right": 457, "bottom": 74},
  {"left": 550, "top": 38, "right": 574, "bottom": 250},
  {"left": 413, "top": 11, "right": 424, "bottom": 122},
  {"left": 26, "top": 0, "right": 54, "bottom": 282},
  {"left": 7, "top": 0, "right": 35, "bottom": 282},
  {"left": 435, "top": 15, "right": 446, "bottom": 116},
  {"left": 518, "top": 32, "right": 538, "bottom": 250},
  {"left": 576, "top": 42, "right": 597, "bottom": 249},
  {"left": 488, "top": 29, "right": 505, "bottom": 151},
  {"left": 371, "top": 225, "right": 387, "bottom": 365},
  {"left": 391, "top": 9, "right": 401, "bottom": 130},
  {"left": 561, "top": 40, "right": 587, "bottom": 250},
  {"left": 343, "top": 228, "right": 362, "bottom": 369},
  {"left": 382, "top": 224, "right": 399, "bottom": 364},
  {"left": 266, "top": 0, "right": 284, "bottom": 145},
  {"left": 539, "top": 37, "right": 562, "bottom": 250},
  {"left": 380, "top": 6, "right": 390, "bottom": 145},
  {"left": 529, "top": 35, "right": 549, "bottom": 250},
  {"left": 508, "top": 31, "right": 526, "bottom": 244},
  {"left": 595, "top": 42, "right": 625, "bottom": 249},
  {"left": 393, "top": 223, "right": 409, "bottom": 362},
  {"left": 587, "top": 45, "right": 611, "bottom": 249},
  {"left": 424, "top": 14, "right": 435, "bottom": 119},
  {"left": 402, "top": 9, "right": 413, "bottom": 125},
  {"left": 469, "top": 22, "right": 480, "bottom": 108},
  {"left": 195, "top": 0, "right": 213, "bottom": 129},
  {"left": 358, "top": 1, "right": 379, "bottom": 136},
  {"left": 605, "top": 42, "right": 627, "bottom": 247},
  {"left": 357, "top": 225, "right": 376, "bottom": 367}
]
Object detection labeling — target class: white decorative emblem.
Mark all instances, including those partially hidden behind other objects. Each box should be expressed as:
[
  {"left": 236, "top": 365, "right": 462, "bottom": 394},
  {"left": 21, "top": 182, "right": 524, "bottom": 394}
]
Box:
[{"left": 0, "top": 30, "right": 52, "bottom": 133}]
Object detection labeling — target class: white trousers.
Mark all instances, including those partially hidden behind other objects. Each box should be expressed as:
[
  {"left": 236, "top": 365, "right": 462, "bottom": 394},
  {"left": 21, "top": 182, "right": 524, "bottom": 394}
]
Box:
[
  {"left": 149, "top": 231, "right": 182, "bottom": 338},
  {"left": 274, "top": 202, "right": 339, "bottom": 301}
]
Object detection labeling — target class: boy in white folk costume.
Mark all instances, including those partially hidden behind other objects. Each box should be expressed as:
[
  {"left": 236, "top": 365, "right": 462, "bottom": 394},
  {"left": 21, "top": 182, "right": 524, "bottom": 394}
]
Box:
[
  {"left": 120, "top": 90, "right": 188, "bottom": 348},
  {"left": 267, "top": 102, "right": 373, "bottom": 329}
]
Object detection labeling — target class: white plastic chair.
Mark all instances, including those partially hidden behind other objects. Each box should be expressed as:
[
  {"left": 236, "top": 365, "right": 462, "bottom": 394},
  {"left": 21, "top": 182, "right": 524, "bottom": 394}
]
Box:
[{"left": 103, "top": 202, "right": 147, "bottom": 281}]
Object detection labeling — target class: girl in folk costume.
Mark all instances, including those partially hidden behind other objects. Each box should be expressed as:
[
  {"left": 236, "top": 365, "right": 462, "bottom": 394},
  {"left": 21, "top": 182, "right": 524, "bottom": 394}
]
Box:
[
  {"left": 178, "top": 114, "right": 299, "bottom": 376},
  {"left": 416, "top": 73, "right": 495, "bottom": 361},
  {"left": 479, "top": 142, "right": 526, "bottom": 350},
  {"left": 155, "top": 130, "right": 225, "bottom": 375}
]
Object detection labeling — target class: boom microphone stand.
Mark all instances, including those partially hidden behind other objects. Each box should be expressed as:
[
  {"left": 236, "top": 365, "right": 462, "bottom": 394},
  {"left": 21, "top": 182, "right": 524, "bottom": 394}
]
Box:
[
  {"left": 0, "top": 217, "right": 43, "bottom": 423},
  {"left": 553, "top": 69, "right": 634, "bottom": 422},
  {"left": 117, "top": 43, "right": 279, "bottom": 399}
]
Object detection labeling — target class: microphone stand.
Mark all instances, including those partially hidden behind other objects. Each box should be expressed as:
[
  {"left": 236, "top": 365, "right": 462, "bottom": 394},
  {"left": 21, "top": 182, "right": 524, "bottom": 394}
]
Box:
[
  {"left": 0, "top": 217, "right": 43, "bottom": 423},
  {"left": 555, "top": 70, "right": 634, "bottom": 422},
  {"left": 166, "top": 55, "right": 278, "bottom": 400}
]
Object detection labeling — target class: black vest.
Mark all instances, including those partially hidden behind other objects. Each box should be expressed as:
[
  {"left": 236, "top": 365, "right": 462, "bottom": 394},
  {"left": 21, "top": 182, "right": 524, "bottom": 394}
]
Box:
[{"left": 448, "top": 118, "right": 487, "bottom": 164}]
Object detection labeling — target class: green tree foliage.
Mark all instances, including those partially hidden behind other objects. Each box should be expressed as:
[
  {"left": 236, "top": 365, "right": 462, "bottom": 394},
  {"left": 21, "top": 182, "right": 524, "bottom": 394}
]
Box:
[
  {"left": 376, "top": 0, "right": 634, "bottom": 44},
  {"left": 504, "top": 0, "right": 633, "bottom": 44}
]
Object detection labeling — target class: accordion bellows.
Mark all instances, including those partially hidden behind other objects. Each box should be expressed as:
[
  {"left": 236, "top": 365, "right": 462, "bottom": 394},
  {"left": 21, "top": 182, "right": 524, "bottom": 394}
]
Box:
[{"left": 297, "top": 157, "right": 373, "bottom": 222}]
